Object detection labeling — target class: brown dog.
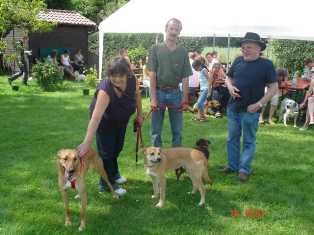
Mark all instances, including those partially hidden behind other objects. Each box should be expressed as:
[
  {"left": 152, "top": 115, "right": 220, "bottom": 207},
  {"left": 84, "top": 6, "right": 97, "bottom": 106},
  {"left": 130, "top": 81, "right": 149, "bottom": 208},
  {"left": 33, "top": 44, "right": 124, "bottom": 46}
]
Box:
[
  {"left": 175, "top": 139, "right": 211, "bottom": 181},
  {"left": 57, "top": 149, "right": 117, "bottom": 231},
  {"left": 144, "top": 140, "right": 211, "bottom": 208}
]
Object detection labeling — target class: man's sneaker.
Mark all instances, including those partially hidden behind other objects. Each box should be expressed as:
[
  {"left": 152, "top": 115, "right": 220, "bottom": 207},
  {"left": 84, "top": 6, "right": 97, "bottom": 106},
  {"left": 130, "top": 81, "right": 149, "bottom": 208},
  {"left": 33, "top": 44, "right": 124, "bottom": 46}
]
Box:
[
  {"left": 114, "top": 187, "right": 127, "bottom": 196},
  {"left": 115, "top": 176, "right": 127, "bottom": 184}
]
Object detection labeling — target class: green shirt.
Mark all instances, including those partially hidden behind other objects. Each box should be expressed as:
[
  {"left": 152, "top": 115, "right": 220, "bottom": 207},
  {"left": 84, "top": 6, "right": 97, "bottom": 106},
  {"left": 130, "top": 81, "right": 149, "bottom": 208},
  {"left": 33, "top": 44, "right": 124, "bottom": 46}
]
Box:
[{"left": 147, "top": 43, "right": 192, "bottom": 88}]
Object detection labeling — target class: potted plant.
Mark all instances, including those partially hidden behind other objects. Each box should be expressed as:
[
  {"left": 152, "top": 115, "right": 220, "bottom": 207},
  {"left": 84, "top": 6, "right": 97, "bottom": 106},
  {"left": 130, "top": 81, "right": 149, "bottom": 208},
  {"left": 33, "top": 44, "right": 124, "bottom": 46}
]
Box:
[{"left": 83, "top": 66, "right": 97, "bottom": 96}]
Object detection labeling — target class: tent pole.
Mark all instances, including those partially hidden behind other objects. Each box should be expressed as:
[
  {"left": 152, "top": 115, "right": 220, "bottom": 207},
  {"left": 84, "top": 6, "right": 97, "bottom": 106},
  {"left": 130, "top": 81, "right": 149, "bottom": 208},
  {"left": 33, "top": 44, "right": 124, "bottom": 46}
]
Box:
[
  {"left": 227, "top": 34, "right": 231, "bottom": 72},
  {"left": 155, "top": 34, "right": 159, "bottom": 44},
  {"left": 98, "top": 31, "right": 104, "bottom": 80},
  {"left": 213, "top": 34, "right": 216, "bottom": 50}
]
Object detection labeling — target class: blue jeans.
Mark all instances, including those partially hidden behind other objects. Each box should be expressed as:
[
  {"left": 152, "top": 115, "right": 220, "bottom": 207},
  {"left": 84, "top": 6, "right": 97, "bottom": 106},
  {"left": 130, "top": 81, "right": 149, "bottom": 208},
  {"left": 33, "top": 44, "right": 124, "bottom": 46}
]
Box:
[
  {"left": 226, "top": 103, "right": 260, "bottom": 174},
  {"left": 196, "top": 89, "right": 208, "bottom": 110},
  {"left": 151, "top": 89, "right": 183, "bottom": 147}
]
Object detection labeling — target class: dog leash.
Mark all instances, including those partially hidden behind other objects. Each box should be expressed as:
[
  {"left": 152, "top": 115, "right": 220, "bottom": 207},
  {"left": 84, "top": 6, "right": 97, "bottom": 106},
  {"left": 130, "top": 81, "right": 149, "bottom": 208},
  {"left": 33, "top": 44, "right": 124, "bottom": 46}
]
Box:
[{"left": 134, "top": 109, "right": 153, "bottom": 166}]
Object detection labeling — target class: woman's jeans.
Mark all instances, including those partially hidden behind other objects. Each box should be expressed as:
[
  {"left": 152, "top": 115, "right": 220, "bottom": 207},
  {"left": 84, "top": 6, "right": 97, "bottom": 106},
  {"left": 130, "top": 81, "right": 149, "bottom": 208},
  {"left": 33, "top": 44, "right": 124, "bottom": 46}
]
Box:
[
  {"left": 96, "top": 123, "right": 127, "bottom": 190},
  {"left": 196, "top": 89, "right": 208, "bottom": 110},
  {"left": 226, "top": 103, "right": 260, "bottom": 174},
  {"left": 151, "top": 89, "right": 183, "bottom": 147}
]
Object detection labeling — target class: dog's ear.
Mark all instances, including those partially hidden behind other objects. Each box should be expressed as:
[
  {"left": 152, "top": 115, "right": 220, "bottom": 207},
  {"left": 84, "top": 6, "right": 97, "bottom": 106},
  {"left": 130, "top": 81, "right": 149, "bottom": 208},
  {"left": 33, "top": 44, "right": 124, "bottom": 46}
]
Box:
[
  {"left": 57, "top": 149, "right": 65, "bottom": 159},
  {"left": 141, "top": 147, "right": 147, "bottom": 155}
]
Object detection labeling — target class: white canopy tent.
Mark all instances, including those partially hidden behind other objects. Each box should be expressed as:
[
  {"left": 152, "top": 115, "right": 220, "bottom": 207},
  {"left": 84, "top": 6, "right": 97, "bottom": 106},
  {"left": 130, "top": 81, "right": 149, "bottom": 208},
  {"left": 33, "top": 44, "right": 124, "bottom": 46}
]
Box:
[{"left": 98, "top": 0, "right": 314, "bottom": 79}]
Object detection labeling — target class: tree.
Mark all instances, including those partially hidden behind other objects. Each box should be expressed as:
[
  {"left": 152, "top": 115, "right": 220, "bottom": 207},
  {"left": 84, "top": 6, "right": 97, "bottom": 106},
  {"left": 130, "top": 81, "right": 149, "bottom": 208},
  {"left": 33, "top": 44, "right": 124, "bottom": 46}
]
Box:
[
  {"left": 44, "top": 0, "right": 73, "bottom": 9},
  {"left": 0, "top": 0, "right": 53, "bottom": 38},
  {"left": 270, "top": 39, "right": 314, "bottom": 74}
]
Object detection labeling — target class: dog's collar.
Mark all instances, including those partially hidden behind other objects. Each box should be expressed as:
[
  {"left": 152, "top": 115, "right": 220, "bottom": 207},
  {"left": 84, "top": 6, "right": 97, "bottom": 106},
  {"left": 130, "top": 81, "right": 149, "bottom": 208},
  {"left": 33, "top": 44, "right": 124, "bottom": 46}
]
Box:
[{"left": 64, "top": 177, "right": 76, "bottom": 189}]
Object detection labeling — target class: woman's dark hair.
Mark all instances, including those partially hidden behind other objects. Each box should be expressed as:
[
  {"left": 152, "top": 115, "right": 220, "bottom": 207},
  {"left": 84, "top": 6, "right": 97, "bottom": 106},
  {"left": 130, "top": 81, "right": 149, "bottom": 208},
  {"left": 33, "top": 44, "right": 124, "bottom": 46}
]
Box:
[
  {"left": 276, "top": 68, "right": 288, "bottom": 78},
  {"left": 107, "top": 57, "right": 131, "bottom": 78}
]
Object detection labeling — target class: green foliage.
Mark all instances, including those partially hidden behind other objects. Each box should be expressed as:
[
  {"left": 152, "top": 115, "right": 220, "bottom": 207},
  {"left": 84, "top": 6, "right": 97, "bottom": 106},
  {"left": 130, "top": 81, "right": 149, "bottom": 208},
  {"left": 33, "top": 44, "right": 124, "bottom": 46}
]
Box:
[
  {"left": 0, "top": 0, "right": 53, "bottom": 38},
  {"left": 85, "top": 66, "right": 98, "bottom": 88},
  {"left": 128, "top": 45, "right": 148, "bottom": 65},
  {"left": 32, "top": 61, "right": 64, "bottom": 91},
  {"left": 0, "top": 39, "right": 6, "bottom": 52},
  {"left": 270, "top": 39, "right": 314, "bottom": 74},
  {"left": 179, "top": 37, "right": 209, "bottom": 54}
]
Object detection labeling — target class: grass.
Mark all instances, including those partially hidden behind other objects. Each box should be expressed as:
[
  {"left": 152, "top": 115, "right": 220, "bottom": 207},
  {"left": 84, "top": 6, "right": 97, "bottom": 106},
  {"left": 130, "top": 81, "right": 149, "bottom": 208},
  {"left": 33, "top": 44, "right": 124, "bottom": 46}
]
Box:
[{"left": 0, "top": 76, "right": 314, "bottom": 235}]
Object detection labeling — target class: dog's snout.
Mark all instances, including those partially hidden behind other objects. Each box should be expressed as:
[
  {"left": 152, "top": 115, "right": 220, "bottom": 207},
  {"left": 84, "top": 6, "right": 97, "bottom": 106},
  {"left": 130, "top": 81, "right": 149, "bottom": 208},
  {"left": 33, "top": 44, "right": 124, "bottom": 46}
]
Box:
[{"left": 68, "top": 169, "right": 75, "bottom": 175}]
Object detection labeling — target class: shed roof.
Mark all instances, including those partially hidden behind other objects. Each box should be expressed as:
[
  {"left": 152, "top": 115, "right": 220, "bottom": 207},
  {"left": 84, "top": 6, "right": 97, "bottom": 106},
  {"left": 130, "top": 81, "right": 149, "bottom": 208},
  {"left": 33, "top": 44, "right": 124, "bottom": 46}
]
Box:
[{"left": 38, "top": 9, "right": 96, "bottom": 27}]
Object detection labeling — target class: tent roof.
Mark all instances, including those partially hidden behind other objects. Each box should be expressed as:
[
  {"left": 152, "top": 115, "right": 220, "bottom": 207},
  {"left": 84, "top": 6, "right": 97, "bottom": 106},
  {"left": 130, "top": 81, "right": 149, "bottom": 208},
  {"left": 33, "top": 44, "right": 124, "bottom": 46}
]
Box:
[{"left": 99, "top": 0, "right": 314, "bottom": 40}]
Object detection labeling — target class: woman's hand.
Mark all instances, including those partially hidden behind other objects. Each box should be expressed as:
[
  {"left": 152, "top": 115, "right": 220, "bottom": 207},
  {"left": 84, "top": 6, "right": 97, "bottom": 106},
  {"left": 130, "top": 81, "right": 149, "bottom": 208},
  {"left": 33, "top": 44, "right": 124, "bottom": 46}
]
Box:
[{"left": 77, "top": 142, "right": 91, "bottom": 157}]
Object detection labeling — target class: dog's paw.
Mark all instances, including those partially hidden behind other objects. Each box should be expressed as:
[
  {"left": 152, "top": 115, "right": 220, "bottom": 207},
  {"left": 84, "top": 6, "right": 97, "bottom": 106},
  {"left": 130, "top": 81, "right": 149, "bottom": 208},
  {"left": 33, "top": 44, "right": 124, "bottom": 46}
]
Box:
[
  {"left": 294, "top": 125, "right": 297, "bottom": 128},
  {"left": 74, "top": 194, "right": 80, "bottom": 199},
  {"left": 155, "top": 201, "right": 164, "bottom": 208},
  {"left": 198, "top": 202, "right": 205, "bottom": 207},
  {"left": 78, "top": 226, "right": 85, "bottom": 231},
  {"left": 151, "top": 194, "right": 158, "bottom": 199}
]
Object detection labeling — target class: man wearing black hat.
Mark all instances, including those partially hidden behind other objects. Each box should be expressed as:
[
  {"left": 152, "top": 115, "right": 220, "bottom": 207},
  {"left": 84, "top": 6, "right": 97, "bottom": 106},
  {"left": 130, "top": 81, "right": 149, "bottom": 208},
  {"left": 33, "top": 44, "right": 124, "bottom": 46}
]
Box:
[{"left": 222, "top": 32, "right": 278, "bottom": 182}]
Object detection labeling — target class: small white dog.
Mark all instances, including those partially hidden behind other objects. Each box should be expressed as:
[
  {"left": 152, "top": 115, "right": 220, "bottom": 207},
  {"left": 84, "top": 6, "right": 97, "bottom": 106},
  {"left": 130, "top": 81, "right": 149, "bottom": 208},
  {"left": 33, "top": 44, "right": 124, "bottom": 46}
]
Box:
[{"left": 278, "top": 98, "right": 299, "bottom": 127}]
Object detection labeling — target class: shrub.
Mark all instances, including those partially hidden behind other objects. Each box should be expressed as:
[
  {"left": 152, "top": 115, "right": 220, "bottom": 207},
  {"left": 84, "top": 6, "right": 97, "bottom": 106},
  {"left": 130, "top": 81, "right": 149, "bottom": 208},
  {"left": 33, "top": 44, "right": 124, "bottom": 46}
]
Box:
[
  {"left": 32, "top": 61, "right": 63, "bottom": 91},
  {"left": 128, "top": 45, "right": 148, "bottom": 66},
  {"left": 85, "top": 66, "right": 98, "bottom": 88}
]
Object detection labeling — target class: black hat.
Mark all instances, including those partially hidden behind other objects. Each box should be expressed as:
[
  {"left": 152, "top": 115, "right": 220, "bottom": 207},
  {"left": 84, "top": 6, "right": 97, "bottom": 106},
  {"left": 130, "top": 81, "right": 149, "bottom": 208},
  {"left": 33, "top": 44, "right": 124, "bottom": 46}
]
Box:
[{"left": 240, "top": 32, "right": 266, "bottom": 51}]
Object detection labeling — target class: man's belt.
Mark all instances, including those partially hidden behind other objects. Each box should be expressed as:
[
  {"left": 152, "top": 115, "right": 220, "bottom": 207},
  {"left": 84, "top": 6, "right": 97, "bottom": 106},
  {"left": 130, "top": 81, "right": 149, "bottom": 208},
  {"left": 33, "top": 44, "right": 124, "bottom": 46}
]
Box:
[{"left": 157, "top": 86, "right": 178, "bottom": 91}]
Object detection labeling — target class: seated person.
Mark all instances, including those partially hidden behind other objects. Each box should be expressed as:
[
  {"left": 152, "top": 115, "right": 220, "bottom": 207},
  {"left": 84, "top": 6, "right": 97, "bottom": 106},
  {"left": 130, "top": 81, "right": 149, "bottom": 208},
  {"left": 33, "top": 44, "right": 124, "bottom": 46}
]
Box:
[
  {"left": 73, "top": 49, "right": 84, "bottom": 74},
  {"left": 300, "top": 79, "right": 314, "bottom": 130},
  {"left": 302, "top": 58, "right": 314, "bottom": 81},
  {"left": 208, "top": 63, "right": 229, "bottom": 117},
  {"left": 61, "top": 49, "right": 75, "bottom": 80},
  {"left": 260, "top": 68, "right": 289, "bottom": 124},
  {"left": 47, "top": 49, "right": 59, "bottom": 65}
]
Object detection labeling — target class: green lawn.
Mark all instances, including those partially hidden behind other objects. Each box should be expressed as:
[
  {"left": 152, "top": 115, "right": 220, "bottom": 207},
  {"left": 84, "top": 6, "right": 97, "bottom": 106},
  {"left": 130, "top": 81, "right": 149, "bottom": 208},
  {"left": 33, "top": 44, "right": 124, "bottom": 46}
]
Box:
[{"left": 0, "top": 76, "right": 313, "bottom": 235}]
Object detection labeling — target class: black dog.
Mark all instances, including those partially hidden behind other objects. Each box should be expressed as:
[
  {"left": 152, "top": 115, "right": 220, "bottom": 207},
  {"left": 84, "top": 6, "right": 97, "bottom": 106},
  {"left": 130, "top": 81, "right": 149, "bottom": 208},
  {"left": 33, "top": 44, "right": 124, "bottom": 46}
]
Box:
[{"left": 175, "top": 138, "right": 211, "bottom": 181}]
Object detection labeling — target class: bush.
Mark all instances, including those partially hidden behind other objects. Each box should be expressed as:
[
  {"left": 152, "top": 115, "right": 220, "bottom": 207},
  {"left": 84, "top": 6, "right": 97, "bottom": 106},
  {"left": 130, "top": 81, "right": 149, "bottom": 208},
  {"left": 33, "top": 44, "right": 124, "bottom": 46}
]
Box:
[
  {"left": 269, "top": 39, "right": 314, "bottom": 74},
  {"left": 128, "top": 46, "right": 148, "bottom": 66},
  {"left": 32, "top": 61, "right": 63, "bottom": 91},
  {"left": 85, "top": 66, "right": 98, "bottom": 88}
]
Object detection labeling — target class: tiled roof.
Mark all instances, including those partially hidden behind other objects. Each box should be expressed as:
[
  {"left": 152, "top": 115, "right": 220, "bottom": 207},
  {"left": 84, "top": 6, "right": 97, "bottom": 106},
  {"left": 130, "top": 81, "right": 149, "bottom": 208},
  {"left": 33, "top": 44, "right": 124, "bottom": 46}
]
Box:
[{"left": 38, "top": 9, "right": 96, "bottom": 27}]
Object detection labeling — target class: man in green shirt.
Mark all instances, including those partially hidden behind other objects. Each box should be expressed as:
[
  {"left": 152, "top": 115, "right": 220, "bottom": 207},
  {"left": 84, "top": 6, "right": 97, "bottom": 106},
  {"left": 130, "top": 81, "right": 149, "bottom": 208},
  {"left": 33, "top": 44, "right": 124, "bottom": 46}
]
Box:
[{"left": 147, "top": 18, "right": 192, "bottom": 147}]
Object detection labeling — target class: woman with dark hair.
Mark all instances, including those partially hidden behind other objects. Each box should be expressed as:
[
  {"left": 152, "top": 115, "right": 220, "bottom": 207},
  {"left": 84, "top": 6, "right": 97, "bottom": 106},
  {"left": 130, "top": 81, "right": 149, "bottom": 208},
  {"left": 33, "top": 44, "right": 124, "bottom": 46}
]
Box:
[{"left": 77, "top": 57, "right": 143, "bottom": 196}]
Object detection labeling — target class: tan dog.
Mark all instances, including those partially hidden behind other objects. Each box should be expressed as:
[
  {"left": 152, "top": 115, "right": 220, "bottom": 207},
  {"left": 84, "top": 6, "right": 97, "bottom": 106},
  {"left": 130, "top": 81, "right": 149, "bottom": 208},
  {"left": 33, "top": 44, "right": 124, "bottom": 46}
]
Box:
[
  {"left": 144, "top": 141, "right": 211, "bottom": 208},
  {"left": 57, "top": 149, "right": 117, "bottom": 231}
]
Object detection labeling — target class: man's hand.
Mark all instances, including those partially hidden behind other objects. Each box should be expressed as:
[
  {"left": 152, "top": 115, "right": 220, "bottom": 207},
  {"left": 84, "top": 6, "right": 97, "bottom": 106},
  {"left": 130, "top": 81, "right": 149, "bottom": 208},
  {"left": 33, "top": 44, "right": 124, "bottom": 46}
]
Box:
[
  {"left": 135, "top": 115, "right": 144, "bottom": 127},
  {"left": 227, "top": 85, "right": 241, "bottom": 99},
  {"left": 179, "top": 100, "right": 188, "bottom": 111},
  {"left": 151, "top": 97, "right": 158, "bottom": 111},
  {"left": 247, "top": 102, "right": 262, "bottom": 113}
]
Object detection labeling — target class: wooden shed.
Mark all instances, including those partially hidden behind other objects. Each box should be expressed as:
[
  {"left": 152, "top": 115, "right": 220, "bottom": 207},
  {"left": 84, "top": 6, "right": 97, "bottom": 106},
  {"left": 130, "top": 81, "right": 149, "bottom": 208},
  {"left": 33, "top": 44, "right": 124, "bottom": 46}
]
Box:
[{"left": 29, "top": 9, "right": 96, "bottom": 65}]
